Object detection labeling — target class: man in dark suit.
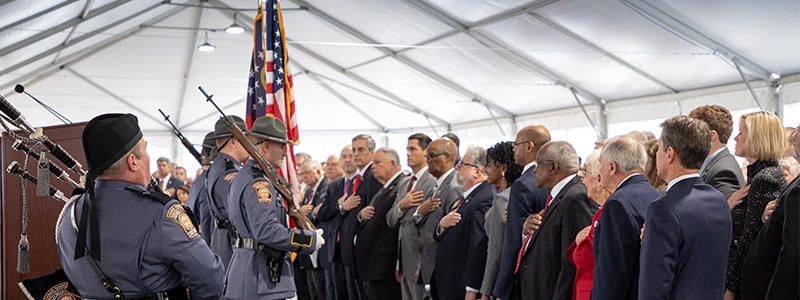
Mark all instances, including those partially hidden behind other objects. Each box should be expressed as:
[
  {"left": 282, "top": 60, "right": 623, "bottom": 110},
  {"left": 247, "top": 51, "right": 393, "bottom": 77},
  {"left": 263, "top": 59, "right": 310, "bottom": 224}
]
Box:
[
  {"left": 514, "top": 141, "right": 597, "bottom": 300},
  {"left": 690, "top": 105, "right": 745, "bottom": 199},
  {"left": 591, "top": 136, "right": 661, "bottom": 300},
  {"left": 639, "top": 116, "right": 732, "bottom": 299},
  {"left": 296, "top": 159, "right": 330, "bottom": 300},
  {"left": 494, "top": 125, "right": 551, "bottom": 299},
  {"left": 387, "top": 133, "right": 436, "bottom": 300},
  {"left": 354, "top": 147, "right": 407, "bottom": 300},
  {"left": 740, "top": 123, "right": 800, "bottom": 299},
  {"left": 339, "top": 134, "right": 382, "bottom": 299},
  {"left": 414, "top": 138, "right": 463, "bottom": 295},
  {"left": 154, "top": 157, "right": 185, "bottom": 196},
  {"left": 317, "top": 146, "right": 358, "bottom": 300},
  {"left": 432, "top": 146, "right": 495, "bottom": 300}
]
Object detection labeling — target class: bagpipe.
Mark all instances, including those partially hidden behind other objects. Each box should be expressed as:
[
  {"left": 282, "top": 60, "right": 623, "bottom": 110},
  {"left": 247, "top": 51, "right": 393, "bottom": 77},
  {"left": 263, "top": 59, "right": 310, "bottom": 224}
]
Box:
[{"left": 1, "top": 85, "right": 170, "bottom": 300}]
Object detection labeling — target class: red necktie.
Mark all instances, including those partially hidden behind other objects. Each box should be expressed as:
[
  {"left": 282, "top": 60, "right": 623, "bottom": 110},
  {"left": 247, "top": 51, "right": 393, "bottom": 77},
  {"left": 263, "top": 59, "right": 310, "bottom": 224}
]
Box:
[
  {"left": 407, "top": 176, "right": 417, "bottom": 192},
  {"left": 352, "top": 174, "right": 361, "bottom": 194},
  {"left": 514, "top": 194, "right": 553, "bottom": 274}
]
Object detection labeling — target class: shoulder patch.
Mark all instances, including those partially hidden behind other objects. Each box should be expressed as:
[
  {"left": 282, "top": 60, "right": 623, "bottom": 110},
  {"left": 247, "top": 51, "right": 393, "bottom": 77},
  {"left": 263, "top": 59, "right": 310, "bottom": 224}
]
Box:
[
  {"left": 252, "top": 181, "right": 273, "bottom": 204},
  {"left": 166, "top": 204, "right": 198, "bottom": 238},
  {"left": 224, "top": 172, "right": 238, "bottom": 183}
]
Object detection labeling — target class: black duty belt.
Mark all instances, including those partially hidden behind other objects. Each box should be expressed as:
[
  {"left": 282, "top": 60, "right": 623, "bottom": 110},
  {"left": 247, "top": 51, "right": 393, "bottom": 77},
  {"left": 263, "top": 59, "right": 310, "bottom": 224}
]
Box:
[{"left": 233, "top": 237, "right": 285, "bottom": 283}]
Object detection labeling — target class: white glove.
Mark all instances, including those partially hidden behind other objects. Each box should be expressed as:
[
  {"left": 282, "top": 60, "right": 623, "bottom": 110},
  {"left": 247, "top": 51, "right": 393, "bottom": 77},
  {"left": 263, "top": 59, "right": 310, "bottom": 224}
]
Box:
[{"left": 313, "top": 229, "right": 325, "bottom": 251}]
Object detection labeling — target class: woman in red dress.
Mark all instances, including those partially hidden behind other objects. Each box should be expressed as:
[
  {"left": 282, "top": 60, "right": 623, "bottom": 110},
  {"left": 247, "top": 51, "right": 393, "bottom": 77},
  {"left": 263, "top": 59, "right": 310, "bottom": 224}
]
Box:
[{"left": 566, "top": 150, "right": 611, "bottom": 300}]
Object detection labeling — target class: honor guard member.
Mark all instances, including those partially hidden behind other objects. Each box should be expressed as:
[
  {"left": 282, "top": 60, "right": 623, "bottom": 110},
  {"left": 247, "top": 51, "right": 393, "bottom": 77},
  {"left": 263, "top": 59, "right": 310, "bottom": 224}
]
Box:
[
  {"left": 225, "top": 115, "right": 324, "bottom": 300},
  {"left": 207, "top": 116, "right": 249, "bottom": 269},
  {"left": 186, "top": 131, "right": 217, "bottom": 245},
  {"left": 56, "top": 113, "right": 225, "bottom": 299}
]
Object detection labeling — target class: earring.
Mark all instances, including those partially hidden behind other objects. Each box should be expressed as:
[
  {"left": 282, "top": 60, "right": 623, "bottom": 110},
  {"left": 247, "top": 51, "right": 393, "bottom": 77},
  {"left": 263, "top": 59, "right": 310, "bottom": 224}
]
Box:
[{"left": 501, "top": 171, "right": 505, "bottom": 177}]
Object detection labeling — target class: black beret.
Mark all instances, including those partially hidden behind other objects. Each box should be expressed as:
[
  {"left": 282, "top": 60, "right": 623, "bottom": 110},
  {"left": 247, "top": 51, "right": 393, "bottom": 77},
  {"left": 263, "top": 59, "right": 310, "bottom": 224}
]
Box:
[
  {"left": 214, "top": 115, "right": 246, "bottom": 138},
  {"left": 82, "top": 113, "right": 143, "bottom": 176}
]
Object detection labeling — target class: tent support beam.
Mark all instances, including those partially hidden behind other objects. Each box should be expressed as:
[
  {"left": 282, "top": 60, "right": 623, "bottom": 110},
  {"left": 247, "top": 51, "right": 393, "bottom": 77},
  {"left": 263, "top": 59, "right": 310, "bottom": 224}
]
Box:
[
  {"left": 53, "top": 0, "right": 97, "bottom": 62},
  {"left": 770, "top": 83, "right": 783, "bottom": 121},
  {"left": 483, "top": 103, "right": 506, "bottom": 136},
  {"left": 66, "top": 67, "right": 171, "bottom": 130},
  {"left": 526, "top": 11, "right": 679, "bottom": 93},
  {"left": 345, "top": 0, "right": 559, "bottom": 71},
  {"left": 0, "top": 1, "right": 164, "bottom": 81},
  {"left": 181, "top": 98, "right": 245, "bottom": 129},
  {"left": 0, "top": 0, "right": 80, "bottom": 35},
  {"left": 734, "top": 59, "right": 765, "bottom": 111},
  {"left": 570, "top": 88, "right": 605, "bottom": 139},
  {"left": 210, "top": 0, "right": 451, "bottom": 127},
  {"left": 295, "top": 63, "right": 388, "bottom": 131},
  {"left": 620, "top": 0, "right": 775, "bottom": 82},
  {"left": 291, "top": 0, "right": 516, "bottom": 119},
  {"left": 1, "top": 2, "right": 190, "bottom": 95},
  {"left": 404, "top": 0, "right": 604, "bottom": 107},
  {"left": 0, "top": 0, "right": 134, "bottom": 58}
]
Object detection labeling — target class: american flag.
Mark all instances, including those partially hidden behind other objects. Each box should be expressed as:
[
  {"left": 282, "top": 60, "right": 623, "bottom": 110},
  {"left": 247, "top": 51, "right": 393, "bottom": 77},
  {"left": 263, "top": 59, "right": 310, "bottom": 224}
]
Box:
[{"left": 246, "top": 1, "right": 302, "bottom": 210}]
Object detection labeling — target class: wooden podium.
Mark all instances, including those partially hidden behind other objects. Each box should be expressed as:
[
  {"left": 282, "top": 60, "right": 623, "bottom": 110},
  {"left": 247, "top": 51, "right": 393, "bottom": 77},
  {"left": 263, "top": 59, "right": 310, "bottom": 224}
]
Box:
[{"left": 1, "top": 122, "right": 87, "bottom": 300}]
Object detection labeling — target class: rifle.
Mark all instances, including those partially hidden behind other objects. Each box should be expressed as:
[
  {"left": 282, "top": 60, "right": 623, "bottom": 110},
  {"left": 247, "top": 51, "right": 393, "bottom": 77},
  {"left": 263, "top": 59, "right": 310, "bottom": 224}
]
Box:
[
  {"left": 198, "top": 86, "right": 314, "bottom": 230},
  {"left": 158, "top": 109, "right": 203, "bottom": 164}
]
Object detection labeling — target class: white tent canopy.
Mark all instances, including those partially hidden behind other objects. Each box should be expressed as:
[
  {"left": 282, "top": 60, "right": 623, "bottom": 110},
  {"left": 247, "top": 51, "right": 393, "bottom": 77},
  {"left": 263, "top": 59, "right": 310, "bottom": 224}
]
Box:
[{"left": 1, "top": 0, "right": 798, "bottom": 174}]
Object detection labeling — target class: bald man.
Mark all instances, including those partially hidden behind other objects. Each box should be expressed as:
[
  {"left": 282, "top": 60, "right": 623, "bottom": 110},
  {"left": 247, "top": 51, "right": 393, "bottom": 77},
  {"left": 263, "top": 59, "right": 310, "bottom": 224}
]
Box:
[
  {"left": 414, "top": 138, "right": 464, "bottom": 295},
  {"left": 494, "top": 125, "right": 552, "bottom": 300}
]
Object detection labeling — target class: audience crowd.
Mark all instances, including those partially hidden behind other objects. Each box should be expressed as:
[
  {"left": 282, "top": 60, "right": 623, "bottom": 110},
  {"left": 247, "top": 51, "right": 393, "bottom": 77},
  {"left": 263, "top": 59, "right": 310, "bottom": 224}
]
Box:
[{"left": 177, "top": 104, "right": 799, "bottom": 300}]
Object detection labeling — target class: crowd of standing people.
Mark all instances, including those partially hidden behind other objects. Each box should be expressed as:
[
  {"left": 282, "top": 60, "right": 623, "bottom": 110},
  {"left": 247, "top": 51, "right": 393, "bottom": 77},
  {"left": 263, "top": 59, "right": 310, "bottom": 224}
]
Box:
[{"left": 55, "top": 104, "right": 799, "bottom": 300}]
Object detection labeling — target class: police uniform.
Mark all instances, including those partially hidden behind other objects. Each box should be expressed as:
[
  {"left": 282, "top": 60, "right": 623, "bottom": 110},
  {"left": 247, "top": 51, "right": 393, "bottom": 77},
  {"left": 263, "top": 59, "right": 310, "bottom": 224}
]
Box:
[
  {"left": 224, "top": 116, "right": 321, "bottom": 300},
  {"left": 187, "top": 132, "right": 219, "bottom": 245},
  {"left": 56, "top": 113, "right": 224, "bottom": 299},
  {"left": 206, "top": 116, "right": 247, "bottom": 269}
]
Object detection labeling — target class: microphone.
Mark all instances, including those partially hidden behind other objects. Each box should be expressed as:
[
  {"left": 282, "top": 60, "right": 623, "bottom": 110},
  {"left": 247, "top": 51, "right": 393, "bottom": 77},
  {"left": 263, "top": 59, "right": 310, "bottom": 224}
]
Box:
[{"left": 14, "top": 84, "right": 71, "bottom": 124}]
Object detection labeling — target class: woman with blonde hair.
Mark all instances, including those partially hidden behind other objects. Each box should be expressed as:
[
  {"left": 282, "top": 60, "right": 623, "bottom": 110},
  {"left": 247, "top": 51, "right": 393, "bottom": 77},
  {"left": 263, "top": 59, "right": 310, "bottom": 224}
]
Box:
[
  {"left": 565, "top": 149, "right": 612, "bottom": 300},
  {"left": 725, "top": 111, "right": 788, "bottom": 300}
]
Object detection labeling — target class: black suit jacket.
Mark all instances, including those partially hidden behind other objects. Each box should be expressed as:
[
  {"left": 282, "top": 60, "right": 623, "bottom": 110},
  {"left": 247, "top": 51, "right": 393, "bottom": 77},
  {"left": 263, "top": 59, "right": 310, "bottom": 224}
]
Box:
[
  {"left": 317, "top": 177, "right": 346, "bottom": 269},
  {"left": 354, "top": 173, "right": 407, "bottom": 281},
  {"left": 741, "top": 176, "right": 800, "bottom": 299},
  {"left": 432, "top": 181, "right": 495, "bottom": 300},
  {"left": 494, "top": 167, "right": 549, "bottom": 298},
  {"left": 297, "top": 178, "right": 329, "bottom": 269},
  {"left": 701, "top": 147, "right": 745, "bottom": 199},
  {"left": 340, "top": 165, "right": 382, "bottom": 267},
  {"left": 517, "top": 176, "right": 597, "bottom": 300}
]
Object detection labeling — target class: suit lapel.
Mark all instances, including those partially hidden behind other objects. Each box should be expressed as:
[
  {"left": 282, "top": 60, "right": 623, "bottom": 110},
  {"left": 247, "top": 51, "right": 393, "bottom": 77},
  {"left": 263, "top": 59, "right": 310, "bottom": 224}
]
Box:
[
  {"left": 702, "top": 148, "right": 729, "bottom": 177},
  {"left": 527, "top": 176, "right": 579, "bottom": 252}
]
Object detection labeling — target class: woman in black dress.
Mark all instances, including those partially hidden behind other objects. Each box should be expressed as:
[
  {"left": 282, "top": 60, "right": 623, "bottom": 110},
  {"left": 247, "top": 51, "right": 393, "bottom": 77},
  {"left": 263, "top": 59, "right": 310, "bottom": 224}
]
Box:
[{"left": 725, "top": 111, "right": 787, "bottom": 300}]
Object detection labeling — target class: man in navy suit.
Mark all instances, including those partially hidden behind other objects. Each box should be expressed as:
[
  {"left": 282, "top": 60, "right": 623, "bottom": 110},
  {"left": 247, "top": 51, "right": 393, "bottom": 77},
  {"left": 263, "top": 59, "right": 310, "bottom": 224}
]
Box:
[
  {"left": 591, "top": 136, "right": 660, "bottom": 300},
  {"left": 432, "top": 146, "right": 496, "bottom": 300},
  {"left": 339, "top": 134, "right": 383, "bottom": 299},
  {"left": 493, "top": 125, "right": 551, "bottom": 299},
  {"left": 639, "top": 116, "right": 732, "bottom": 299},
  {"left": 154, "top": 157, "right": 185, "bottom": 196},
  {"left": 317, "top": 146, "right": 358, "bottom": 300}
]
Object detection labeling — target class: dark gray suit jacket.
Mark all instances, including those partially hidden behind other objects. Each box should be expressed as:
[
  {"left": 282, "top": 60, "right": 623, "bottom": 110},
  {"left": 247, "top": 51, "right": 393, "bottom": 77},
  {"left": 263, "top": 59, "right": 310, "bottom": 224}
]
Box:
[
  {"left": 415, "top": 169, "right": 463, "bottom": 284},
  {"left": 701, "top": 147, "right": 745, "bottom": 199},
  {"left": 387, "top": 168, "right": 437, "bottom": 284}
]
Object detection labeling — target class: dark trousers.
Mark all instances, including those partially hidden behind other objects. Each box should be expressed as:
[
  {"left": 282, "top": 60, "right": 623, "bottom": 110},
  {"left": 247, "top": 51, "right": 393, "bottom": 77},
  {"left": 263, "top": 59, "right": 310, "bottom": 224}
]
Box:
[
  {"left": 326, "top": 263, "right": 348, "bottom": 300},
  {"left": 294, "top": 262, "right": 311, "bottom": 300},
  {"left": 363, "top": 279, "right": 401, "bottom": 300},
  {"left": 306, "top": 267, "right": 326, "bottom": 300},
  {"left": 343, "top": 265, "right": 364, "bottom": 300}
]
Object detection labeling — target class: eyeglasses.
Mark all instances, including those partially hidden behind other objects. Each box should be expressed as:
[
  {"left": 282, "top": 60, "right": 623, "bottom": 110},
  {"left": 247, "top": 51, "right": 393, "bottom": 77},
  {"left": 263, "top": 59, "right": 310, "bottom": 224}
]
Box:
[
  {"left": 456, "top": 159, "right": 480, "bottom": 169},
  {"left": 424, "top": 152, "right": 447, "bottom": 160},
  {"left": 513, "top": 140, "right": 533, "bottom": 148}
]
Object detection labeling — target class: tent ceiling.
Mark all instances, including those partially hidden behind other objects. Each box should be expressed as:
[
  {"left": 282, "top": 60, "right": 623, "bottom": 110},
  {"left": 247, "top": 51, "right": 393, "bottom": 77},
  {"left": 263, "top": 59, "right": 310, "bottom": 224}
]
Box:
[{"left": 0, "top": 0, "right": 797, "bottom": 137}]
